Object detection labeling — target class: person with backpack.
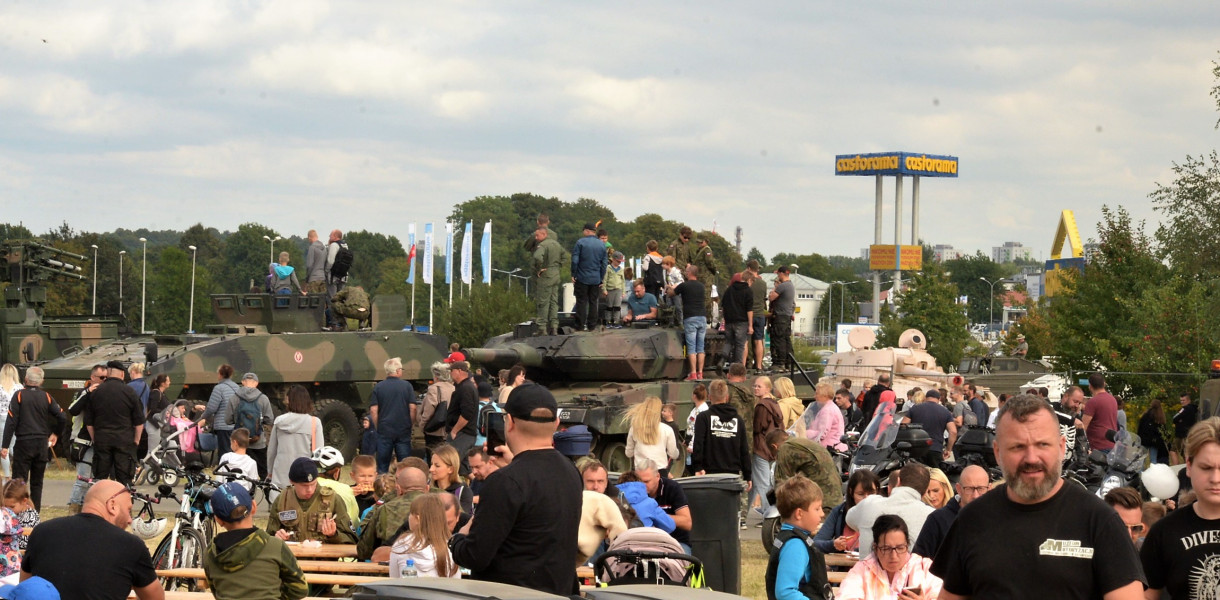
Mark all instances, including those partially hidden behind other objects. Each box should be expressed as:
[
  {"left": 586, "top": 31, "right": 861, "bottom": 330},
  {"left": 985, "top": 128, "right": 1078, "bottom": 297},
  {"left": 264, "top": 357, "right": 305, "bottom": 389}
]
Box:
[
  {"left": 966, "top": 384, "right": 989, "bottom": 428},
  {"left": 418, "top": 362, "right": 454, "bottom": 460},
  {"left": 325, "top": 229, "right": 353, "bottom": 297},
  {"left": 766, "top": 475, "right": 833, "bottom": 600},
  {"left": 226, "top": 372, "right": 275, "bottom": 479},
  {"left": 642, "top": 240, "right": 666, "bottom": 300}
]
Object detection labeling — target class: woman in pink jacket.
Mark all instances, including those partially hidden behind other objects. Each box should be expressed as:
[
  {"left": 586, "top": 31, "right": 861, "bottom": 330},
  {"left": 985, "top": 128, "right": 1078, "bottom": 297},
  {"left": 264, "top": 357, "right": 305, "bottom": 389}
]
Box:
[{"left": 838, "top": 514, "right": 942, "bottom": 600}]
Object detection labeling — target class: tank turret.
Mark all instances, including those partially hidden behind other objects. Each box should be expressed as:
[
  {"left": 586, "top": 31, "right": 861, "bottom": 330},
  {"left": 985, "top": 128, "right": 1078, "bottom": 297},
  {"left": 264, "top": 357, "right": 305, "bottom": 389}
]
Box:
[
  {"left": 467, "top": 326, "right": 688, "bottom": 382},
  {"left": 820, "top": 326, "right": 964, "bottom": 398}
]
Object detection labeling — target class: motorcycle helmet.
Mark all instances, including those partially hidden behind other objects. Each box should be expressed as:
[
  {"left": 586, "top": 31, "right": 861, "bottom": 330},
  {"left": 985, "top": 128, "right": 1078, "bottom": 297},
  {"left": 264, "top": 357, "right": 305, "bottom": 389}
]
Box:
[
  {"left": 131, "top": 516, "right": 167, "bottom": 540},
  {"left": 312, "top": 446, "right": 345, "bottom": 472}
]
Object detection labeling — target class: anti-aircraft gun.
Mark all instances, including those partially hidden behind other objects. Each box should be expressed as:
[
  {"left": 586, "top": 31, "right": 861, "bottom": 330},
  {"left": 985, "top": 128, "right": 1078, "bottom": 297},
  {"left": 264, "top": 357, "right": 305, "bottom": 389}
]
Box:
[
  {"left": 819, "top": 326, "right": 992, "bottom": 405},
  {"left": 1, "top": 240, "right": 138, "bottom": 396}
]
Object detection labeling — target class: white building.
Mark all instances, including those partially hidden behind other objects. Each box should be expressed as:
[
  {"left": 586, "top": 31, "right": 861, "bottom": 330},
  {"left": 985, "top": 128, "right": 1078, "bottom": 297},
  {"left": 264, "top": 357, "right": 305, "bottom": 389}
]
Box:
[
  {"left": 758, "top": 273, "right": 828, "bottom": 338},
  {"left": 992, "top": 241, "right": 1033, "bottom": 263},
  {"left": 932, "top": 244, "right": 963, "bottom": 263}
]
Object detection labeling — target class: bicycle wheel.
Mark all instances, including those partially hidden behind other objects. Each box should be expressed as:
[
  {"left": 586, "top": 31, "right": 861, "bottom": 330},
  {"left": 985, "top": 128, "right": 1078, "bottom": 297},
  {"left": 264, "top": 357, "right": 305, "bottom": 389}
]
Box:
[{"left": 153, "top": 527, "right": 207, "bottom": 592}]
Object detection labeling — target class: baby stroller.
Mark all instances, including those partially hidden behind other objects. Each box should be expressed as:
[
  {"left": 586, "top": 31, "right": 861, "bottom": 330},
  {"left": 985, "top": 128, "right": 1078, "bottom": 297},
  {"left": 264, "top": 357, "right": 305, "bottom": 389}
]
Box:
[
  {"left": 133, "top": 403, "right": 201, "bottom": 486},
  {"left": 592, "top": 527, "right": 706, "bottom": 588}
]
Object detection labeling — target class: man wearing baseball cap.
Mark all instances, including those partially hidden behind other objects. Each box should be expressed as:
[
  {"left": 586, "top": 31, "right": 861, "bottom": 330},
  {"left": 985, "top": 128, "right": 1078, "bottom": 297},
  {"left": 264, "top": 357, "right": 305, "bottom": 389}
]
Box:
[
  {"left": 450, "top": 383, "right": 582, "bottom": 595},
  {"left": 205, "top": 482, "right": 308, "bottom": 600},
  {"left": 266, "top": 457, "right": 356, "bottom": 544}
]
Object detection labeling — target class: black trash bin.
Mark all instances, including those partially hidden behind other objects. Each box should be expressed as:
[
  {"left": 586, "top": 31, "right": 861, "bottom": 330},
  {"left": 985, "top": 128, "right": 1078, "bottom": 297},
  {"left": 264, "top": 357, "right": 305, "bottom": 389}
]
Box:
[{"left": 677, "top": 473, "right": 747, "bottom": 594}]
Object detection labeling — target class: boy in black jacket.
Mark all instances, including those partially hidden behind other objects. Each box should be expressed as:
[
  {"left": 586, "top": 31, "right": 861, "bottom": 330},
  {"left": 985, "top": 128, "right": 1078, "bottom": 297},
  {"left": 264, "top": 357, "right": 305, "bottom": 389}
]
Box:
[{"left": 691, "top": 380, "right": 753, "bottom": 487}]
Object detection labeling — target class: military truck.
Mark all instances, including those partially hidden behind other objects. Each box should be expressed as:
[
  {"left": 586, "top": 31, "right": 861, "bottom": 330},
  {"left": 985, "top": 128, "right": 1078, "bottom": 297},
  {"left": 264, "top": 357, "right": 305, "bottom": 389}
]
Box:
[
  {"left": 466, "top": 322, "right": 819, "bottom": 475},
  {"left": 3, "top": 239, "right": 448, "bottom": 459},
  {"left": 820, "top": 326, "right": 989, "bottom": 403}
]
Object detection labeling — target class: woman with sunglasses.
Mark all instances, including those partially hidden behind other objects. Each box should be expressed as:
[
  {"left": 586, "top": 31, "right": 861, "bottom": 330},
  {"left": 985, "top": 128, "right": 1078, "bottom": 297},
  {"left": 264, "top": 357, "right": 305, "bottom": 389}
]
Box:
[{"left": 838, "top": 514, "right": 942, "bottom": 600}]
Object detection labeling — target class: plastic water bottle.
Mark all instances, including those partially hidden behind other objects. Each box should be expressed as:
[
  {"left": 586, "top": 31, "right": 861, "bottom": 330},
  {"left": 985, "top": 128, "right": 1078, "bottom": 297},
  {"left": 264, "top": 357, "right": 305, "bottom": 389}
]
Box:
[{"left": 402, "top": 559, "right": 417, "bottom": 577}]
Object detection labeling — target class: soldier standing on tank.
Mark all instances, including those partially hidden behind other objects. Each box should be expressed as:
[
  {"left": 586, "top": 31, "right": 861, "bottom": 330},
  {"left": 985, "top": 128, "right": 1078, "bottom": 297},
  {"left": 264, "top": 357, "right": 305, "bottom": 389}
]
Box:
[
  {"left": 532, "top": 228, "right": 565, "bottom": 336},
  {"left": 666, "top": 226, "right": 694, "bottom": 271},
  {"left": 523, "top": 213, "right": 557, "bottom": 253},
  {"left": 691, "top": 235, "right": 719, "bottom": 321}
]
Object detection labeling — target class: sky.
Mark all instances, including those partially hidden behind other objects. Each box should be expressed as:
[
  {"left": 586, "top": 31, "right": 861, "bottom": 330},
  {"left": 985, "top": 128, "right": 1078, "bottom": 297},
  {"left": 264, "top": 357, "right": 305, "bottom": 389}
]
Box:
[{"left": 2, "top": 1, "right": 1217, "bottom": 262}]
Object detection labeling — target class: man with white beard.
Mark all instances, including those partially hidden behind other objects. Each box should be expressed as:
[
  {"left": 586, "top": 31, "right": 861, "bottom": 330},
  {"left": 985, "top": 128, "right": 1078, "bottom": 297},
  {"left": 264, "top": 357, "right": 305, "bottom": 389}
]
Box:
[{"left": 930, "top": 394, "right": 1145, "bottom": 599}]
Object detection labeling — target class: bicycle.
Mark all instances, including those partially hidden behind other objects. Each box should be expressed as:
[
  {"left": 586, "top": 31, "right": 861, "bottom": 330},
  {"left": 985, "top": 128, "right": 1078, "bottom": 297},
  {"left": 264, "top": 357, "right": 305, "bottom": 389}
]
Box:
[
  {"left": 150, "top": 463, "right": 223, "bottom": 592},
  {"left": 212, "top": 466, "right": 281, "bottom": 506}
]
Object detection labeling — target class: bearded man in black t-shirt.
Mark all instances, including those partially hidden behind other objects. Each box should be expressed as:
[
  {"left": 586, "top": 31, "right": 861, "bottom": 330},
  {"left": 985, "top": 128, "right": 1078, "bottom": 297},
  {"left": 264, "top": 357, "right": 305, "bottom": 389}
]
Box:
[
  {"left": 1143, "top": 416, "right": 1220, "bottom": 598},
  {"left": 931, "top": 394, "right": 1145, "bottom": 599}
]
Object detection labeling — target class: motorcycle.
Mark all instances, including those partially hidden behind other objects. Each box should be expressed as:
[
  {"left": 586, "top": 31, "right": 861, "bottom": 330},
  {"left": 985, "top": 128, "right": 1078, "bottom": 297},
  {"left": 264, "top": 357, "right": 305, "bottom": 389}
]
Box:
[
  {"left": 847, "top": 403, "right": 933, "bottom": 481},
  {"left": 942, "top": 425, "right": 1003, "bottom": 482},
  {"left": 1094, "top": 429, "right": 1148, "bottom": 498}
]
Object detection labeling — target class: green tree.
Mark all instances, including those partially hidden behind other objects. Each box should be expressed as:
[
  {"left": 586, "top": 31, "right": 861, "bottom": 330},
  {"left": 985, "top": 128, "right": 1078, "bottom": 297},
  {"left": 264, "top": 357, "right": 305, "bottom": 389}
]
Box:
[
  {"left": 434, "top": 284, "right": 533, "bottom": 348},
  {"left": 746, "top": 247, "right": 766, "bottom": 267},
  {"left": 1150, "top": 150, "right": 1220, "bottom": 281},
  {"left": 219, "top": 223, "right": 290, "bottom": 293},
  {"left": 619, "top": 213, "right": 685, "bottom": 260},
  {"left": 147, "top": 246, "right": 213, "bottom": 334},
  {"left": 875, "top": 264, "right": 970, "bottom": 368},
  {"left": 944, "top": 252, "right": 1011, "bottom": 324},
  {"left": 345, "top": 230, "right": 406, "bottom": 292},
  {"left": 1047, "top": 206, "right": 1169, "bottom": 378}
]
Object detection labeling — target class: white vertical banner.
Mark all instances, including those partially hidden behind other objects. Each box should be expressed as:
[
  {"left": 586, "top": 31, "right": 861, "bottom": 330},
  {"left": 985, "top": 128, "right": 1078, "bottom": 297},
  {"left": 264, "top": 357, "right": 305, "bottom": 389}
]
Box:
[
  {"left": 422, "top": 224, "right": 434, "bottom": 285},
  {"left": 480, "top": 221, "right": 492, "bottom": 284},
  {"left": 460, "top": 221, "right": 473, "bottom": 285},
  {"left": 445, "top": 223, "right": 454, "bottom": 305}
]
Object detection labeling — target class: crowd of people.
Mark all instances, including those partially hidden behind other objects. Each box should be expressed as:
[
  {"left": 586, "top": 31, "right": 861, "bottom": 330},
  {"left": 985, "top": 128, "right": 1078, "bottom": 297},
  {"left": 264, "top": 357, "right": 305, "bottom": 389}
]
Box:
[
  {"left": 3, "top": 323, "right": 1219, "bottom": 600},
  {"left": 527, "top": 215, "right": 797, "bottom": 372}
]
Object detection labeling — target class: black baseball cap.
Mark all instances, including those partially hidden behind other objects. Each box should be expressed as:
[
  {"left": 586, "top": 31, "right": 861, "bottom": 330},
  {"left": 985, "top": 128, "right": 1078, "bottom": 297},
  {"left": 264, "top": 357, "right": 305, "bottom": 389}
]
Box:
[
  {"left": 505, "top": 383, "right": 558, "bottom": 423},
  {"left": 106, "top": 360, "right": 126, "bottom": 371}
]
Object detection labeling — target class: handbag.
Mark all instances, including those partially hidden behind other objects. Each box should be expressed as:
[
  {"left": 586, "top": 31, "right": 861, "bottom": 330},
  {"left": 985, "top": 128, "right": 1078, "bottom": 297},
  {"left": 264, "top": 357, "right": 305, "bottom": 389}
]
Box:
[
  {"left": 197, "top": 430, "right": 218, "bottom": 452},
  {"left": 69, "top": 440, "right": 91, "bottom": 464},
  {"left": 425, "top": 401, "right": 449, "bottom": 433}
]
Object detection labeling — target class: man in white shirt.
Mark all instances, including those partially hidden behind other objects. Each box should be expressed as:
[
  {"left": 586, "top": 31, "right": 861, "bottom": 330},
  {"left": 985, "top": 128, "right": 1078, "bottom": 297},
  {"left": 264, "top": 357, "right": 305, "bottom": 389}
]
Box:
[{"left": 845, "top": 462, "right": 935, "bottom": 558}]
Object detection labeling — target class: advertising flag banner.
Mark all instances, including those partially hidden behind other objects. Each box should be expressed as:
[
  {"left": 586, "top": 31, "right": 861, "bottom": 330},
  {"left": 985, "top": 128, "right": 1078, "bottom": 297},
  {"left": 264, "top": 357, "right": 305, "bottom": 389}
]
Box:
[
  {"left": 422, "top": 223, "right": 434, "bottom": 285},
  {"left": 481, "top": 221, "right": 492, "bottom": 284},
  {"left": 461, "top": 221, "right": 473, "bottom": 285}
]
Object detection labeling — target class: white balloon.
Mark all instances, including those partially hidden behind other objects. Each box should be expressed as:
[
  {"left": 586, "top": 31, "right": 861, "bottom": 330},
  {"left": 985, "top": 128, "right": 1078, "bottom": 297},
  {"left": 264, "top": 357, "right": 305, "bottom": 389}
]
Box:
[{"left": 1142, "top": 463, "right": 1180, "bottom": 500}]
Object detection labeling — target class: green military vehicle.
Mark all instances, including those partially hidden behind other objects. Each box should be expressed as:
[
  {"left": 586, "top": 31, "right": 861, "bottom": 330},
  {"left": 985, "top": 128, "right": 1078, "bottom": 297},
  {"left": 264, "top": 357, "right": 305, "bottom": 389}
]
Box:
[
  {"left": 467, "top": 321, "right": 818, "bottom": 476},
  {"left": 2, "top": 239, "right": 447, "bottom": 459}
]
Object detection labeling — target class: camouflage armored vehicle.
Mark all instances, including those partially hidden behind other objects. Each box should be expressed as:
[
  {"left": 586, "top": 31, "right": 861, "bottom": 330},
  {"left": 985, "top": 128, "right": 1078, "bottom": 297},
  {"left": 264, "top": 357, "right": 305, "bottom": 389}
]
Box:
[
  {"left": 143, "top": 293, "right": 448, "bottom": 458},
  {"left": 467, "top": 322, "right": 818, "bottom": 475},
  {"left": 3, "top": 239, "right": 448, "bottom": 459}
]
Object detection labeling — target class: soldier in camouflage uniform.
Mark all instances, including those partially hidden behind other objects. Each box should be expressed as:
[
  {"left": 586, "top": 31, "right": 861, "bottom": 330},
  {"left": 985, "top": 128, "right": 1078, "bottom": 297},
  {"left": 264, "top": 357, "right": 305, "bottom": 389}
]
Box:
[
  {"left": 330, "top": 285, "right": 370, "bottom": 330},
  {"left": 532, "top": 228, "right": 566, "bottom": 335},
  {"left": 666, "top": 226, "right": 694, "bottom": 271},
  {"left": 522, "top": 213, "right": 558, "bottom": 253},
  {"left": 769, "top": 430, "right": 843, "bottom": 513},
  {"left": 356, "top": 465, "right": 428, "bottom": 560},
  {"left": 267, "top": 458, "right": 358, "bottom": 544},
  {"left": 726, "top": 364, "right": 755, "bottom": 434},
  {"left": 691, "top": 236, "right": 719, "bottom": 320}
]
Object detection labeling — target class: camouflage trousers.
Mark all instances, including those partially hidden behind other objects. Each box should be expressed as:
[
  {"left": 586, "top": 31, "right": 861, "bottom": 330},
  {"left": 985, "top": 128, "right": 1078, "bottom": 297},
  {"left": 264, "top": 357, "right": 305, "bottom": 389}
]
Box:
[{"left": 305, "top": 280, "right": 328, "bottom": 294}]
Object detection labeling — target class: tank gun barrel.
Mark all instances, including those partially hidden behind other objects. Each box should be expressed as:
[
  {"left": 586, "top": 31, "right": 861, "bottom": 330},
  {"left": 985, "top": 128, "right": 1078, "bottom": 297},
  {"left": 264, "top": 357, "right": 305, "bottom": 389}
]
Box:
[{"left": 465, "top": 345, "right": 544, "bottom": 370}]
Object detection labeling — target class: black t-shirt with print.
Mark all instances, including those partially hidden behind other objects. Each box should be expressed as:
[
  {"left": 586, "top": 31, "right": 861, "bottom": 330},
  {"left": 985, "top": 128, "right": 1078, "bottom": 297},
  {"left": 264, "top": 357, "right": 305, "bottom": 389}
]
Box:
[
  {"left": 1142, "top": 503, "right": 1220, "bottom": 597},
  {"left": 931, "top": 481, "right": 1144, "bottom": 598}
]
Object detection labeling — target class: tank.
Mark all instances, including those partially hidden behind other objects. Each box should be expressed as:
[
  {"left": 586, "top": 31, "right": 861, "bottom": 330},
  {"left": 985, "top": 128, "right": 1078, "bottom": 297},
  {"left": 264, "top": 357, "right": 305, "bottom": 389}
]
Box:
[
  {"left": 466, "top": 321, "right": 817, "bottom": 475},
  {"left": 956, "top": 342, "right": 1058, "bottom": 397},
  {"left": 820, "top": 326, "right": 981, "bottom": 402},
  {"left": 3, "top": 239, "right": 448, "bottom": 459},
  {"left": 143, "top": 292, "right": 448, "bottom": 458}
]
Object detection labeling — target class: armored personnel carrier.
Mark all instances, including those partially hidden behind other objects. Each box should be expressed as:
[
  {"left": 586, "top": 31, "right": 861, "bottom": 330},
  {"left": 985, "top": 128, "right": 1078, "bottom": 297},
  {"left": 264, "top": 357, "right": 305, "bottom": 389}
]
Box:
[{"left": 3, "top": 239, "right": 447, "bottom": 459}]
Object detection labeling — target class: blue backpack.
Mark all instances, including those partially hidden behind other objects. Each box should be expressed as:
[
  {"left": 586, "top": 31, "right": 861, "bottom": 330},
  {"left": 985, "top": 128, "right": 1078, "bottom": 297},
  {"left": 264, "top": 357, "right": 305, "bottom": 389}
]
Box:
[{"left": 234, "top": 395, "right": 263, "bottom": 443}]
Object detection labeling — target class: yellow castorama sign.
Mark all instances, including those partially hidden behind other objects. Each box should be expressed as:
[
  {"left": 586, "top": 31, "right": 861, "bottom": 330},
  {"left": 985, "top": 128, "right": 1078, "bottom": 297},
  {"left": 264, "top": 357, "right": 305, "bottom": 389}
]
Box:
[{"left": 835, "top": 152, "right": 959, "bottom": 177}]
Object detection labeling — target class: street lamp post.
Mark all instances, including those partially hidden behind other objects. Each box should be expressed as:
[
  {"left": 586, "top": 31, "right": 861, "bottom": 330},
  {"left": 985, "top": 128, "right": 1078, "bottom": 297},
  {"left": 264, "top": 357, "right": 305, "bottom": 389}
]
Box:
[
  {"left": 188, "top": 245, "right": 198, "bottom": 334},
  {"left": 119, "top": 250, "right": 126, "bottom": 315},
  {"left": 263, "top": 235, "right": 281, "bottom": 263},
  {"left": 91, "top": 244, "right": 98, "bottom": 314},
  {"left": 980, "top": 277, "right": 1002, "bottom": 337},
  {"left": 139, "top": 237, "right": 147, "bottom": 333},
  {"left": 831, "top": 281, "right": 850, "bottom": 325}
]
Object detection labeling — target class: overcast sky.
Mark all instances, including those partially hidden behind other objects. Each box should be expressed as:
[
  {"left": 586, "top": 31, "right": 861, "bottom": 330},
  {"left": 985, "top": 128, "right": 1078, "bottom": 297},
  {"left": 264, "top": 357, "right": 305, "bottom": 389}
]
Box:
[{"left": 2, "top": 1, "right": 1217, "bottom": 262}]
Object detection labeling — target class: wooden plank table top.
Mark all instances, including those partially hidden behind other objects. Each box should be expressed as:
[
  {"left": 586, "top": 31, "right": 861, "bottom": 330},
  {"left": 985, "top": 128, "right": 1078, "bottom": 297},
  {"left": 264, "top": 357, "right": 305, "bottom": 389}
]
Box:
[
  {"left": 296, "top": 560, "right": 389, "bottom": 575},
  {"left": 288, "top": 543, "right": 358, "bottom": 559},
  {"left": 156, "top": 568, "right": 383, "bottom": 587},
  {"left": 823, "top": 553, "right": 860, "bottom": 568}
]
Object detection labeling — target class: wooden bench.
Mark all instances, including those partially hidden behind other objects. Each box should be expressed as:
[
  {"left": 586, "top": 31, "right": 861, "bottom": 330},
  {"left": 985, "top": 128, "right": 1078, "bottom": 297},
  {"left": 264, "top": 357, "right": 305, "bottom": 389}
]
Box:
[
  {"left": 296, "top": 560, "right": 389, "bottom": 575},
  {"left": 288, "top": 543, "right": 359, "bottom": 559},
  {"left": 828, "top": 571, "right": 846, "bottom": 584},
  {"left": 134, "top": 592, "right": 328, "bottom": 600},
  {"left": 156, "top": 568, "right": 384, "bottom": 587}
]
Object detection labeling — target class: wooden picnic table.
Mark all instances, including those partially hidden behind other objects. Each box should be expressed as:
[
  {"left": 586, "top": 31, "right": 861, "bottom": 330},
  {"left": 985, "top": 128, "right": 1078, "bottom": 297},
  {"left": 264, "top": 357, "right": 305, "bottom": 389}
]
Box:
[
  {"left": 296, "top": 560, "right": 389, "bottom": 575},
  {"left": 288, "top": 543, "right": 358, "bottom": 559},
  {"left": 823, "top": 553, "right": 860, "bottom": 568},
  {"left": 134, "top": 593, "right": 327, "bottom": 600},
  {"left": 156, "top": 568, "right": 384, "bottom": 587}
]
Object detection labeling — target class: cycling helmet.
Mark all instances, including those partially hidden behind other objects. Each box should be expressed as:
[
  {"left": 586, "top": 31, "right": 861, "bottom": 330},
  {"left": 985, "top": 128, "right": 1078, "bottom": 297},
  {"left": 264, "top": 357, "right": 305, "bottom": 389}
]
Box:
[
  {"left": 312, "top": 446, "right": 345, "bottom": 471},
  {"left": 131, "top": 515, "right": 167, "bottom": 540}
]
